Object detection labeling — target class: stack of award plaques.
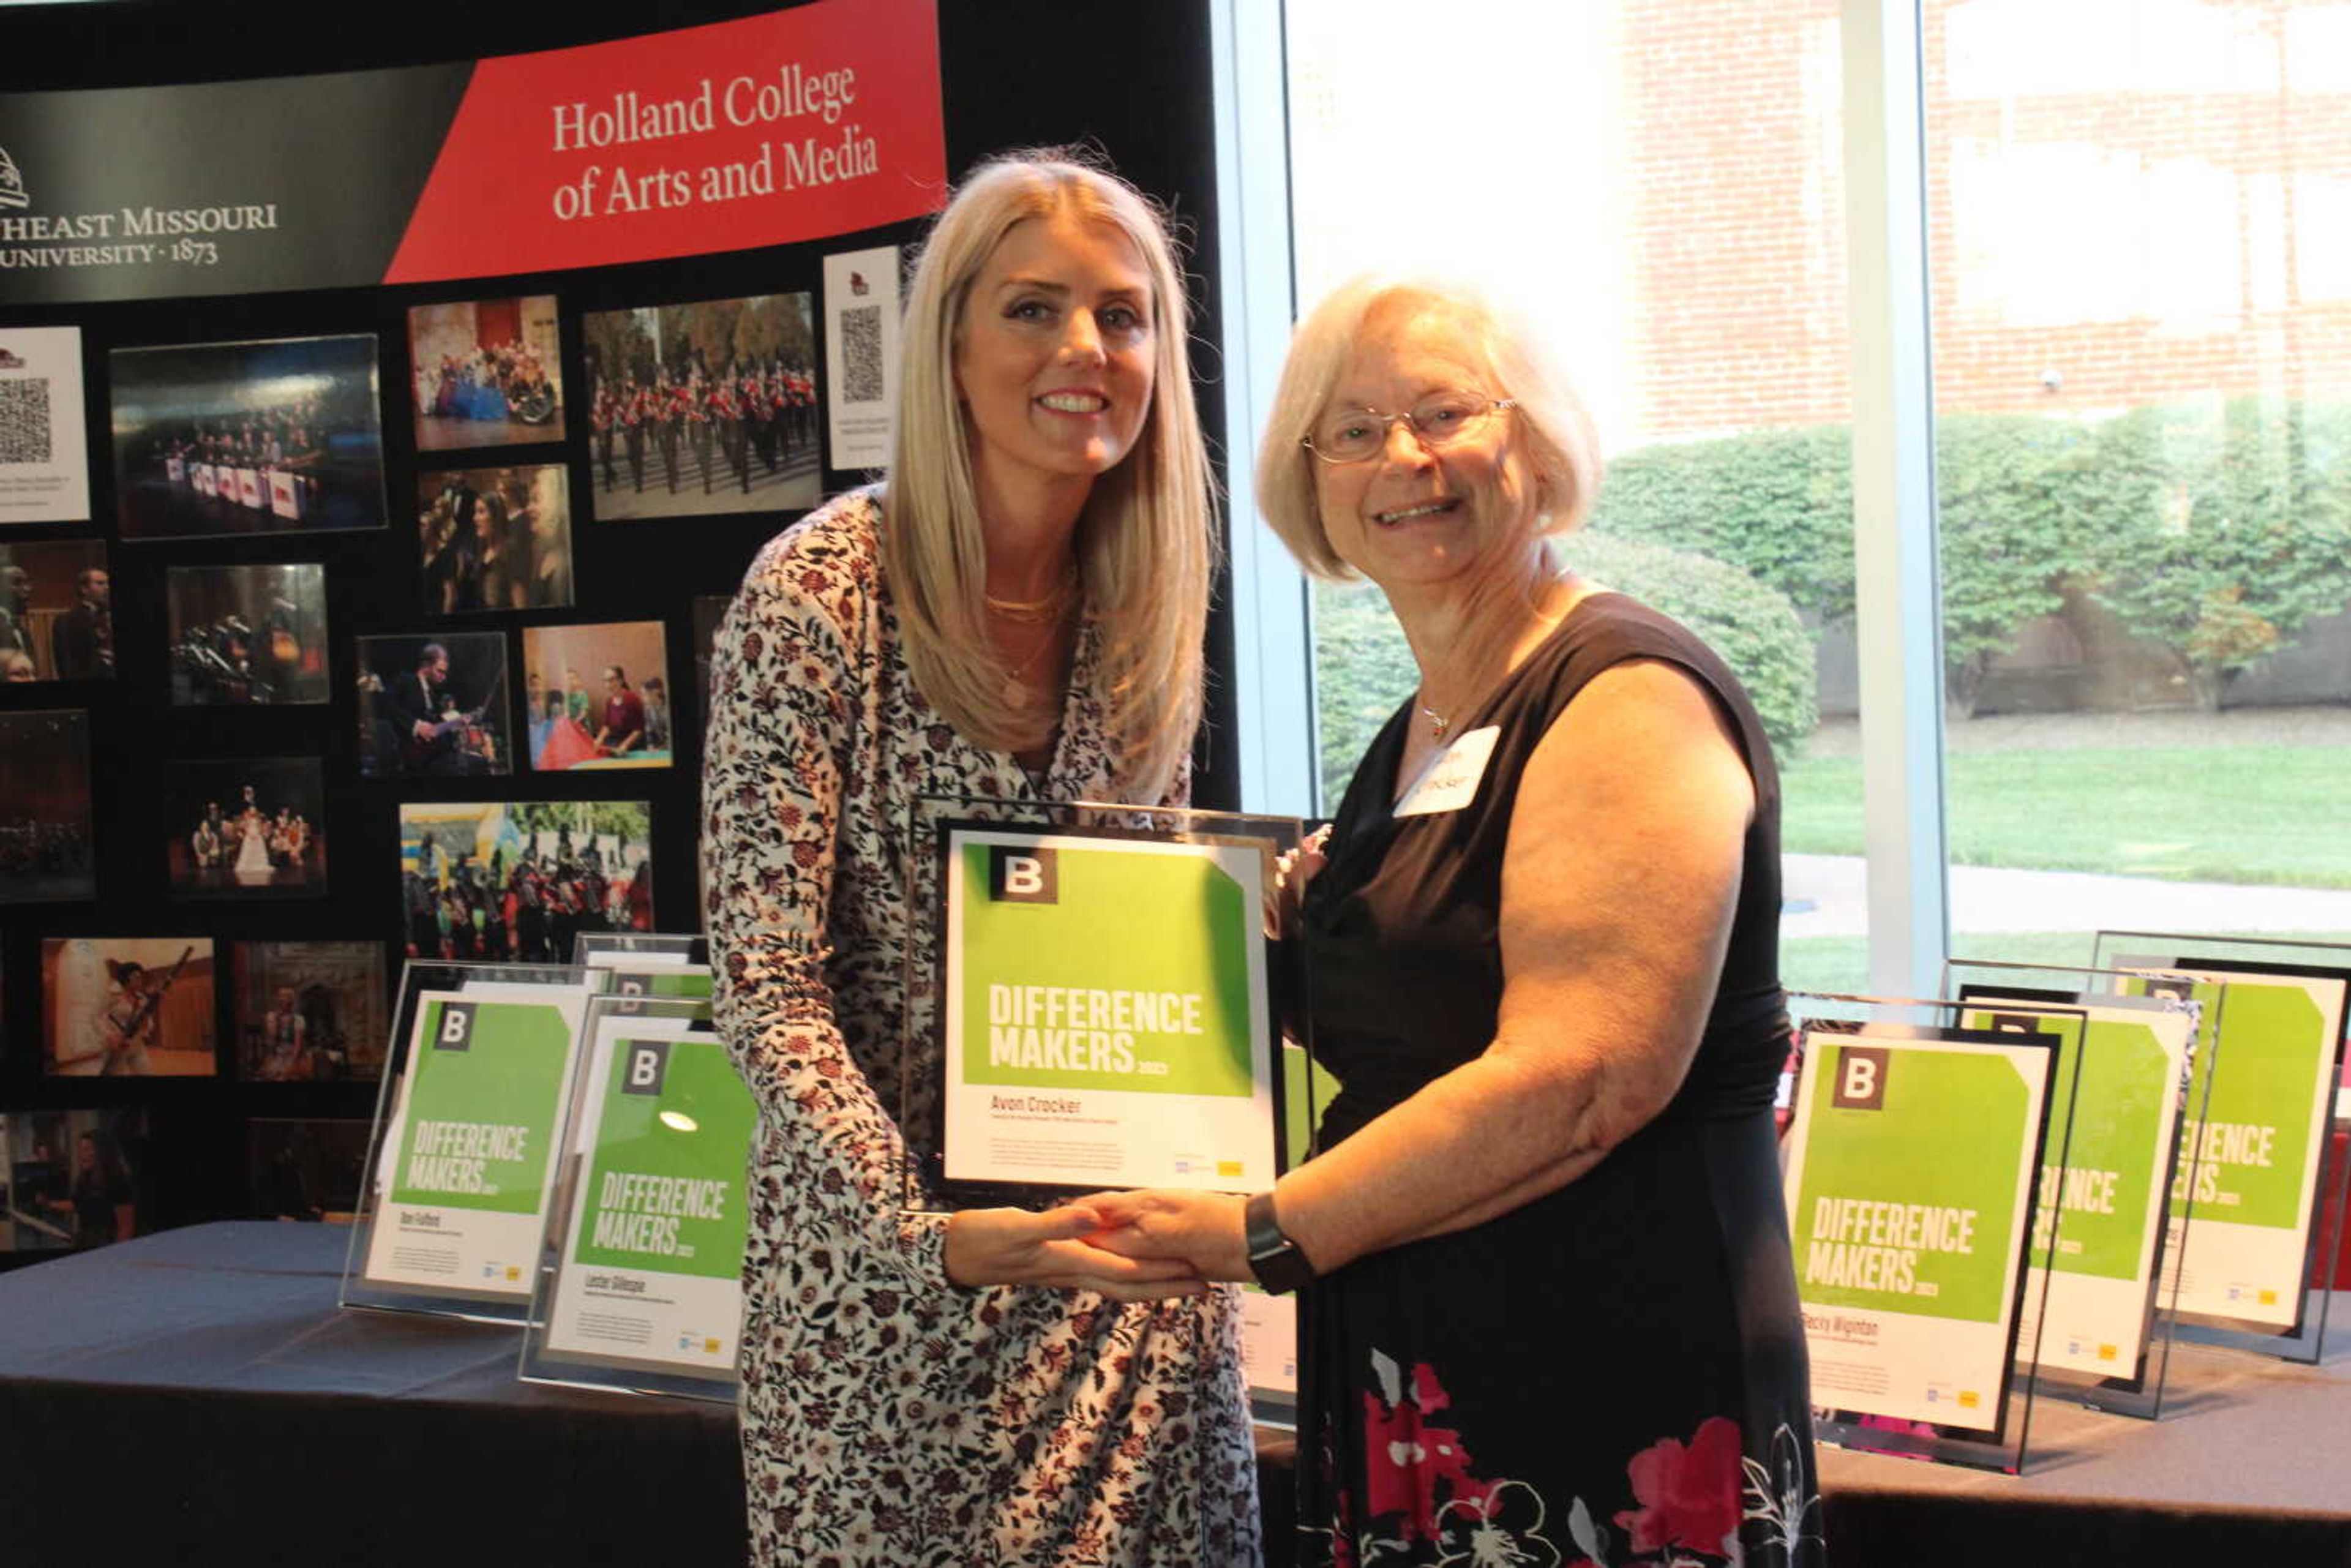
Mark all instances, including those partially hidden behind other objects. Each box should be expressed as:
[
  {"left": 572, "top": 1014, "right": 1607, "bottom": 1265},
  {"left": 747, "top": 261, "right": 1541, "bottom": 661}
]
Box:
[
  {"left": 2094, "top": 932, "right": 2351, "bottom": 1368},
  {"left": 339, "top": 936, "right": 746, "bottom": 1404},
  {"left": 1944, "top": 959, "right": 2208, "bottom": 1420}
]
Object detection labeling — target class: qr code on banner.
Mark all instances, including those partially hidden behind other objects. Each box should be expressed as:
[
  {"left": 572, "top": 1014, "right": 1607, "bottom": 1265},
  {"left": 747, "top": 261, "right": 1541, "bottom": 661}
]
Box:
[
  {"left": 0, "top": 380, "right": 52, "bottom": 465},
  {"left": 839, "top": 305, "right": 884, "bottom": 403}
]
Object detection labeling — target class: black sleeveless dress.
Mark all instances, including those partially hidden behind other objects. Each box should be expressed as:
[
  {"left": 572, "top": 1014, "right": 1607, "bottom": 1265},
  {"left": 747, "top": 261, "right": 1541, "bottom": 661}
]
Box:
[{"left": 1291, "top": 593, "right": 1823, "bottom": 1568}]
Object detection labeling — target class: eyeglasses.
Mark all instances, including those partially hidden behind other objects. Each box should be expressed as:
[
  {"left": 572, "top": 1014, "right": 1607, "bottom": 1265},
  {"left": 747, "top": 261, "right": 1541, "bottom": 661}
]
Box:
[{"left": 1302, "top": 391, "right": 1517, "bottom": 465}]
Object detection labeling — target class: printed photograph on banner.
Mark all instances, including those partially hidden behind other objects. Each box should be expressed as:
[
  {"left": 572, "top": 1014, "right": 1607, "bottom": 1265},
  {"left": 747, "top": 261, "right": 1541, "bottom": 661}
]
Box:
[
  {"left": 165, "top": 563, "right": 329, "bottom": 705},
  {"left": 399, "top": 799, "right": 655, "bottom": 962},
  {"left": 165, "top": 756, "right": 326, "bottom": 899},
  {"left": 0, "top": 708, "right": 95, "bottom": 904},
  {"left": 416, "top": 463, "right": 574, "bottom": 615},
  {"left": 823, "top": 244, "right": 899, "bottom": 471},
  {"left": 250, "top": 1118, "right": 372, "bottom": 1222},
  {"left": 0, "top": 538, "right": 110, "bottom": 681},
  {"left": 40, "top": 938, "right": 216, "bottom": 1078},
  {"left": 233, "top": 941, "right": 390, "bottom": 1082},
  {"left": 110, "top": 334, "right": 384, "bottom": 539},
  {"left": 691, "top": 593, "right": 730, "bottom": 722},
  {"left": 580, "top": 293, "right": 819, "bottom": 520},
  {"left": 356, "top": 631, "right": 512, "bottom": 779},
  {"left": 519, "top": 620, "right": 672, "bottom": 771},
  {"left": 407, "top": 295, "right": 566, "bottom": 451},
  {"left": 0, "top": 324, "right": 91, "bottom": 523},
  {"left": 5, "top": 1108, "right": 151, "bottom": 1251}
]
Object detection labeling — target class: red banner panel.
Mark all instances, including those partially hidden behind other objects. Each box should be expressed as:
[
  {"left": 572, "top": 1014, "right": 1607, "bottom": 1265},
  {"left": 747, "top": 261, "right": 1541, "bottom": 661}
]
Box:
[{"left": 386, "top": 0, "right": 945, "bottom": 283}]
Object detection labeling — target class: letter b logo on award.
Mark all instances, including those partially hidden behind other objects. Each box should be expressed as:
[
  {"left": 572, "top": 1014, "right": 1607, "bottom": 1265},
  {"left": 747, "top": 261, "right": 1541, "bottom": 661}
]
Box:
[
  {"left": 989, "top": 844, "right": 1058, "bottom": 904},
  {"left": 1833, "top": 1045, "right": 1888, "bottom": 1111},
  {"left": 436, "top": 1002, "right": 478, "bottom": 1052},
  {"left": 621, "top": 1038, "right": 670, "bottom": 1097}
]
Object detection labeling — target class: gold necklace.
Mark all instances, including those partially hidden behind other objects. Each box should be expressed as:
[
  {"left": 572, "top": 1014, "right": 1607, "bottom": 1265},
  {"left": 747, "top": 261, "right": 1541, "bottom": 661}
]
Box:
[
  {"left": 999, "top": 613, "right": 1068, "bottom": 703},
  {"left": 984, "top": 567, "right": 1077, "bottom": 625}
]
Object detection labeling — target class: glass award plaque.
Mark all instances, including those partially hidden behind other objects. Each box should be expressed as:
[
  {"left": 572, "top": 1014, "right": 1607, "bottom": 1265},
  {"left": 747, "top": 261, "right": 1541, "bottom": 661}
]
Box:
[
  {"left": 2094, "top": 931, "right": 2351, "bottom": 1365},
  {"left": 898, "top": 794, "right": 1321, "bottom": 1214},
  {"left": 341, "top": 960, "right": 591, "bottom": 1323},
  {"left": 520, "top": 995, "right": 751, "bottom": 1401},
  {"left": 1782, "top": 991, "right": 2079, "bottom": 1474},
  {"left": 1945, "top": 959, "right": 2210, "bottom": 1419}
]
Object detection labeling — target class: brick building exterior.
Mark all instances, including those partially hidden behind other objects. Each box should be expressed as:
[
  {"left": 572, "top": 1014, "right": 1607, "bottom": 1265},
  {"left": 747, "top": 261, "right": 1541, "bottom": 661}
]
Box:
[{"left": 1623, "top": 0, "right": 2351, "bottom": 444}]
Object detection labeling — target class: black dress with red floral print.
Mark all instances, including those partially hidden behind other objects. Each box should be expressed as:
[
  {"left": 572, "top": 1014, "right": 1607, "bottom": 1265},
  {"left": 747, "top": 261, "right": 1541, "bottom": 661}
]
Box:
[{"left": 1292, "top": 594, "right": 1823, "bottom": 1568}]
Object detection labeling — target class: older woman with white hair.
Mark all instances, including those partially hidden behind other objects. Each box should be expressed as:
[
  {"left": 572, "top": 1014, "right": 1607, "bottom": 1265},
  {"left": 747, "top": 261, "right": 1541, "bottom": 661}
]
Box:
[
  {"left": 701, "top": 149, "right": 1256, "bottom": 1566},
  {"left": 1088, "top": 277, "right": 1821, "bottom": 1567}
]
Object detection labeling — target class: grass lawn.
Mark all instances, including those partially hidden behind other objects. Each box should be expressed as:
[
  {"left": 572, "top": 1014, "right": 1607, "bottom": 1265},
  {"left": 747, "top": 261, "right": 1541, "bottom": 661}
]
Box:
[
  {"left": 1782, "top": 745, "right": 2351, "bottom": 888},
  {"left": 1782, "top": 929, "right": 2351, "bottom": 998}
]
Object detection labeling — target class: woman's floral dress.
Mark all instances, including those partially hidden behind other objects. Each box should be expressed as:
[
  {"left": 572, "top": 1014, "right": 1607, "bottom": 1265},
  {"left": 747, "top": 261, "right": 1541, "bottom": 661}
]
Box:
[
  {"left": 702, "top": 490, "right": 1259, "bottom": 1567},
  {"left": 1292, "top": 595, "right": 1824, "bottom": 1568}
]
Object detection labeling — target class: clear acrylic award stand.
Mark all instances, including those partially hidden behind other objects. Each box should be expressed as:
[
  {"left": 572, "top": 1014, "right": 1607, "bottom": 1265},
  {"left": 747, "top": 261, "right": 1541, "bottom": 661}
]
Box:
[
  {"left": 896, "top": 793, "right": 1319, "bottom": 1214},
  {"left": 341, "top": 959, "right": 591, "bottom": 1324},
  {"left": 1783, "top": 991, "right": 2082, "bottom": 1474},
  {"left": 1943, "top": 959, "right": 2211, "bottom": 1419},
  {"left": 520, "top": 995, "right": 744, "bottom": 1401},
  {"left": 2093, "top": 931, "right": 2351, "bottom": 1367}
]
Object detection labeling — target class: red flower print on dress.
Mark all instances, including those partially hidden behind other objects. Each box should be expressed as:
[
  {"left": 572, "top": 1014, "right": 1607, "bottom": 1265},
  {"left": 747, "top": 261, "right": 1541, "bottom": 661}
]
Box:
[
  {"left": 1612, "top": 1416, "right": 1742, "bottom": 1558},
  {"left": 1363, "top": 1351, "right": 1484, "bottom": 1544}
]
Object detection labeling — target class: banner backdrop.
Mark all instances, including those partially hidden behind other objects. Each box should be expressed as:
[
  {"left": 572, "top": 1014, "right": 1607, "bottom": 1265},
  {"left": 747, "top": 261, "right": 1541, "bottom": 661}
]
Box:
[{"left": 0, "top": 0, "right": 945, "bottom": 305}]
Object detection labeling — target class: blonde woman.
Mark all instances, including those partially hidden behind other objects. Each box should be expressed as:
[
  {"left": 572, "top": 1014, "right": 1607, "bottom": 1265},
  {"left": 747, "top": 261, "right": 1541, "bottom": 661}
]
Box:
[{"left": 702, "top": 149, "right": 1256, "bottom": 1566}]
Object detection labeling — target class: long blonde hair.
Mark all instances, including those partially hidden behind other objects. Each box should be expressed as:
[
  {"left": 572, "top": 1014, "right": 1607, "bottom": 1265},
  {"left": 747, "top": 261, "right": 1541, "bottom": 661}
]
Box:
[{"left": 883, "top": 148, "right": 1213, "bottom": 804}]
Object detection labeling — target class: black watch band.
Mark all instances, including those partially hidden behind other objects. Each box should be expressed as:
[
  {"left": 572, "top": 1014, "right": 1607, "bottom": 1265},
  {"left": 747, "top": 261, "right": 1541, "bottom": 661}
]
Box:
[{"left": 1243, "top": 1190, "right": 1315, "bottom": 1295}]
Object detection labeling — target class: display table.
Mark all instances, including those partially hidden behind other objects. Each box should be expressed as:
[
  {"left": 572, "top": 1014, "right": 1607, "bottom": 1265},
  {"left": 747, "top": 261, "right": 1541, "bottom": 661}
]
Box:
[
  {"left": 3, "top": 1225, "right": 2345, "bottom": 1566},
  {"left": 0, "top": 1223, "right": 742, "bottom": 1566}
]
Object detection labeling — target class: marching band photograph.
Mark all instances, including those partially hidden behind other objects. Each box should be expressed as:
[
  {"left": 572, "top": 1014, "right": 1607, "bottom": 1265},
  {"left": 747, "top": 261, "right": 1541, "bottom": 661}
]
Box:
[
  {"left": 580, "top": 293, "right": 820, "bottom": 520},
  {"left": 397, "top": 800, "right": 656, "bottom": 962}
]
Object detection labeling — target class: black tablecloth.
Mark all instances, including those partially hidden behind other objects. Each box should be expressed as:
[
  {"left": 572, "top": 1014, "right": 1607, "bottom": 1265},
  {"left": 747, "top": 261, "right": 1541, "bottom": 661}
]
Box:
[
  {"left": 0, "top": 1223, "right": 744, "bottom": 1567},
  {"left": 4, "top": 1224, "right": 2347, "bottom": 1567}
]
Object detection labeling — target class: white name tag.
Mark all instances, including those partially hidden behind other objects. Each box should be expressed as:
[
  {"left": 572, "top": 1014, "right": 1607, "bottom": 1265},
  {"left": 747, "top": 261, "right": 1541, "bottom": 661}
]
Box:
[{"left": 1393, "top": 726, "right": 1499, "bottom": 818}]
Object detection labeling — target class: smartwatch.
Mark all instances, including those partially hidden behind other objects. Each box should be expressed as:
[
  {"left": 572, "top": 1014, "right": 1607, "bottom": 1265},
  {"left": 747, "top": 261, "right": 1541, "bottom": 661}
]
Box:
[{"left": 1243, "top": 1190, "right": 1316, "bottom": 1294}]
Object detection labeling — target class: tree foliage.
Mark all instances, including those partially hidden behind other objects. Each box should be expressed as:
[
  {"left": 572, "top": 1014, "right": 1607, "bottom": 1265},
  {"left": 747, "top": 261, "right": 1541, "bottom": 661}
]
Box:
[
  {"left": 1307, "top": 540, "right": 1817, "bottom": 810},
  {"left": 1555, "top": 533, "right": 1818, "bottom": 758},
  {"left": 1583, "top": 400, "right": 2351, "bottom": 712}
]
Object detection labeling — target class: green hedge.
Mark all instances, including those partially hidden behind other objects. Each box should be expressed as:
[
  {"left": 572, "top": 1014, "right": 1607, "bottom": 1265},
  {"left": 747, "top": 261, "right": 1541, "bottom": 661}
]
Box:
[
  {"left": 1585, "top": 400, "right": 2351, "bottom": 710},
  {"left": 1309, "top": 541, "right": 1817, "bottom": 808},
  {"left": 1555, "top": 533, "right": 1819, "bottom": 757}
]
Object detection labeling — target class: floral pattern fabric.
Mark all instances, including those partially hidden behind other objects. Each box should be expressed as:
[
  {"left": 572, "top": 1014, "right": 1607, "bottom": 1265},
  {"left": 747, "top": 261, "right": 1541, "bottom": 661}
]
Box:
[
  {"left": 702, "top": 489, "right": 1259, "bottom": 1567},
  {"left": 1311, "top": 1352, "right": 1820, "bottom": 1568}
]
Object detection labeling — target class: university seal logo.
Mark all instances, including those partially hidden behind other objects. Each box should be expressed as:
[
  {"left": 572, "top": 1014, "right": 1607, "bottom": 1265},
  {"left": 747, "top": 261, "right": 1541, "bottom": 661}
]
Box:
[{"left": 0, "top": 145, "right": 26, "bottom": 211}]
